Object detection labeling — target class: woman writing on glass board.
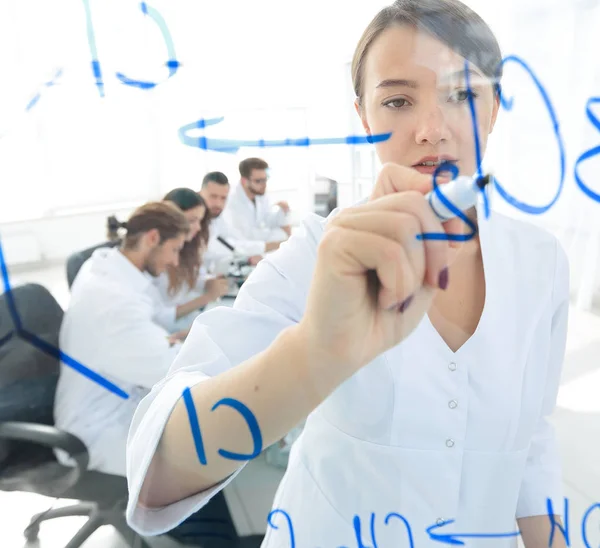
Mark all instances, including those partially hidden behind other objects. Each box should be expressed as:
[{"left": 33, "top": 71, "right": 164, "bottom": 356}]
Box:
[{"left": 126, "top": 1, "right": 569, "bottom": 546}]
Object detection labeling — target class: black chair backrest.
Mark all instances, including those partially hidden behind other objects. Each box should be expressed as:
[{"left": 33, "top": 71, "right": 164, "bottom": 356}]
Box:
[
  {"left": 0, "top": 283, "right": 62, "bottom": 388},
  {"left": 66, "top": 240, "right": 120, "bottom": 289},
  {"left": 0, "top": 283, "right": 63, "bottom": 464}
]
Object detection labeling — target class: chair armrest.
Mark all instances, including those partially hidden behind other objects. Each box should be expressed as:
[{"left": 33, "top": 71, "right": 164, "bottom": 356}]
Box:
[{"left": 0, "top": 421, "right": 89, "bottom": 478}]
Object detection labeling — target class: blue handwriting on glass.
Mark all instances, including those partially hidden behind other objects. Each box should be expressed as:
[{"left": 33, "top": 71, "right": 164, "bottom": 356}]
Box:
[
  {"left": 0, "top": 66, "right": 129, "bottom": 398},
  {"left": 420, "top": 55, "right": 566, "bottom": 242},
  {"left": 9, "top": 20, "right": 599, "bottom": 398},
  {"left": 267, "top": 507, "right": 517, "bottom": 548},
  {"left": 81, "top": 0, "right": 179, "bottom": 97},
  {"left": 574, "top": 96, "right": 600, "bottom": 202},
  {"left": 80, "top": 5, "right": 389, "bottom": 156},
  {"left": 25, "top": 68, "right": 63, "bottom": 112},
  {"left": 182, "top": 387, "right": 262, "bottom": 465},
  {"left": 78, "top": 9, "right": 599, "bottom": 231},
  {"left": 177, "top": 116, "right": 393, "bottom": 154},
  {"left": 492, "top": 55, "right": 566, "bottom": 215},
  {"left": 267, "top": 498, "right": 600, "bottom": 547},
  {"left": 0, "top": 240, "right": 128, "bottom": 399}
]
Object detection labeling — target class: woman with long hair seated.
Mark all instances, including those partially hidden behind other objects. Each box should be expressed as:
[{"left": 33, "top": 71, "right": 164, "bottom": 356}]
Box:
[{"left": 155, "top": 188, "right": 229, "bottom": 336}]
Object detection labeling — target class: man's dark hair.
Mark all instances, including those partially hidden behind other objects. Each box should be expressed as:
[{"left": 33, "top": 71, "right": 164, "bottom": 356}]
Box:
[
  {"left": 120, "top": 202, "right": 189, "bottom": 250},
  {"left": 201, "top": 171, "right": 229, "bottom": 188},
  {"left": 239, "top": 158, "right": 269, "bottom": 180}
]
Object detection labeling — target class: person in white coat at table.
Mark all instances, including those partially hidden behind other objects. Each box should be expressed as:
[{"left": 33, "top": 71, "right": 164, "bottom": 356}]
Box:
[
  {"left": 200, "top": 171, "right": 284, "bottom": 270},
  {"left": 54, "top": 202, "right": 189, "bottom": 477},
  {"left": 151, "top": 188, "right": 230, "bottom": 336},
  {"left": 125, "top": 1, "right": 569, "bottom": 546},
  {"left": 225, "top": 157, "right": 292, "bottom": 243}
]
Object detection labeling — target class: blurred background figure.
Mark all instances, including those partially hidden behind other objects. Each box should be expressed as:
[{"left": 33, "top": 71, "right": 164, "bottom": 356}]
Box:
[
  {"left": 54, "top": 202, "right": 188, "bottom": 477},
  {"left": 153, "top": 188, "right": 229, "bottom": 336},
  {"left": 225, "top": 157, "right": 292, "bottom": 243},
  {"left": 199, "top": 171, "right": 269, "bottom": 269}
]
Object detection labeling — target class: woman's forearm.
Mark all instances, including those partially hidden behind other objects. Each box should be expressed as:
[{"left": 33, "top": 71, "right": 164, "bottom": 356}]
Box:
[
  {"left": 518, "top": 515, "right": 568, "bottom": 548},
  {"left": 175, "top": 293, "right": 213, "bottom": 319},
  {"left": 138, "top": 324, "right": 346, "bottom": 509}
]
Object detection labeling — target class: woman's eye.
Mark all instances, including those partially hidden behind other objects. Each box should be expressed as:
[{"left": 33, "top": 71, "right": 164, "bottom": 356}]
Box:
[
  {"left": 449, "top": 89, "right": 478, "bottom": 103},
  {"left": 383, "top": 98, "right": 410, "bottom": 109}
]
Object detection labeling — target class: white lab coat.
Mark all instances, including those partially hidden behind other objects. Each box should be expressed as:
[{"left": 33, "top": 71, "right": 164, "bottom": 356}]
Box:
[
  {"left": 126, "top": 198, "right": 569, "bottom": 547},
  {"left": 224, "top": 183, "right": 290, "bottom": 243},
  {"left": 150, "top": 268, "right": 208, "bottom": 333},
  {"left": 54, "top": 248, "right": 180, "bottom": 476},
  {"left": 204, "top": 213, "right": 267, "bottom": 271}
]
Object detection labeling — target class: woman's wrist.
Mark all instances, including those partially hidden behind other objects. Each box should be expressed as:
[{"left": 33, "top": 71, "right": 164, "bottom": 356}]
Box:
[
  {"left": 195, "top": 293, "right": 213, "bottom": 307},
  {"left": 278, "top": 323, "right": 352, "bottom": 406}
]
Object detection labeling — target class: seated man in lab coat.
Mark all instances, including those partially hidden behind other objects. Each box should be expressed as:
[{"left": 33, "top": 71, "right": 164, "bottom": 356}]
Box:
[
  {"left": 53, "top": 201, "right": 190, "bottom": 477},
  {"left": 199, "top": 170, "right": 283, "bottom": 271},
  {"left": 226, "top": 157, "right": 291, "bottom": 243}
]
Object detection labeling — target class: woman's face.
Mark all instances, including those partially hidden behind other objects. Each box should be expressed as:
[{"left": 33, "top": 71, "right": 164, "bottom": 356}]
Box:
[
  {"left": 356, "top": 24, "right": 499, "bottom": 179},
  {"left": 184, "top": 205, "right": 206, "bottom": 242}
]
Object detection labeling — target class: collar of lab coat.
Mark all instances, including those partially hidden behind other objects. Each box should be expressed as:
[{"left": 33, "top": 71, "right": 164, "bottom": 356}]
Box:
[
  {"left": 88, "top": 247, "right": 152, "bottom": 295},
  {"left": 233, "top": 181, "right": 260, "bottom": 208}
]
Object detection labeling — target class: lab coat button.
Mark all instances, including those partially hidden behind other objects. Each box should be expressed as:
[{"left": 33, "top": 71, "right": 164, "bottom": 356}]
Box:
[
  {"left": 446, "top": 438, "right": 455, "bottom": 448},
  {"left": 448, "top": 362, "right": 457, "bottom": 371},
  {"left": 448, "top": 400, "right": 458, "bottom": 409}
]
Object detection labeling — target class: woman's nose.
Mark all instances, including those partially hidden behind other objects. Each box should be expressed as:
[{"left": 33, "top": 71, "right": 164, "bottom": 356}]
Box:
[{"left": 414, "top": 105, "right": 451, "bottom": 146}]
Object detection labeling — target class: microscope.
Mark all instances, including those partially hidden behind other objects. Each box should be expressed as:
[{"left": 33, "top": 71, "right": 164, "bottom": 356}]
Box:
[{"left": 212, "top": 237, "right": 256, "bottom": 297}]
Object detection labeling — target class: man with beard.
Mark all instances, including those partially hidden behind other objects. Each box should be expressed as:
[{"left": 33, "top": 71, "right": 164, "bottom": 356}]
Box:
[
  {"left": 200, "top": 170, "right": 282, "bottom": 268},
  {"left": 54, "top": 201, "right": 189, "bottom": 477},
  {"left": 226, "top": 157, "right": 292, "bottom": 242}
]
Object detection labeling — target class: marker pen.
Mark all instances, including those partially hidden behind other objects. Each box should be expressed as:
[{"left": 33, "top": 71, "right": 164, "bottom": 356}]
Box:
[{"left": 424, "top": 173, "right": 492, "bottom": 222}]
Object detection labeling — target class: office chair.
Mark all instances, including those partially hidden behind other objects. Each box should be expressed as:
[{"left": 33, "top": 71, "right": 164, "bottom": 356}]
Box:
[
  {"left": 66, "top": 240, "right": 120, "bottom": 289},
  {"left": 0, "top": 283, "right": 150, "bottom": 548}
]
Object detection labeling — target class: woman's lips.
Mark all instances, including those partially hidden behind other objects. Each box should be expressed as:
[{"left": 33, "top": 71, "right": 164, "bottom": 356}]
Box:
[
  {"left": 414, "top": 164, "right": 441, "bottom": 175},
  {"left": 413, "top": 164, "right": 456, "bottom": 178}
]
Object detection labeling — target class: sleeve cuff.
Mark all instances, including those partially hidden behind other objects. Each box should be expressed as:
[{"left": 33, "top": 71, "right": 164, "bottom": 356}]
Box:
[
  {"left": 125, "top": 371, "right": 247, "bottom": 536},
  {"left": 516, "top": 458, "right": 563, "bottom": 517},
  {"left": 516, "top": 490, "right": 564, "bottom": 519}
]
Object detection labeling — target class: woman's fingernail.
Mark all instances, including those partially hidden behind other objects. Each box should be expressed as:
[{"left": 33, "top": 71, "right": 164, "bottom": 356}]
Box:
[
  {"left": 398, "top": 295, "right": 414, "bottom": 313},
  {"left": 438, "top": 267, "right": 449, "bottom": 290}
]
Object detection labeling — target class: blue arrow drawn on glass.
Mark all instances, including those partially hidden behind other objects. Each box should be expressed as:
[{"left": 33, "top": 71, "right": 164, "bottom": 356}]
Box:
[
  {"left": 426, "top": 519, "right": 521, "bottom": 546},
  {"left": 178, "top": 116, "right": 392, "bottom": 154}
]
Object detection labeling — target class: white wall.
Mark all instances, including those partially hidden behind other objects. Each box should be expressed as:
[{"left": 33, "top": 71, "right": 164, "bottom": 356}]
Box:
[{"left": 1, "top": 206, "right": 137, "bottom": 266}]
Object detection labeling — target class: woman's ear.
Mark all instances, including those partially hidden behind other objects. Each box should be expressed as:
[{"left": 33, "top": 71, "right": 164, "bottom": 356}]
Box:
[{"left": 354, "top": 99, "right": 371, "bottom": 136}]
